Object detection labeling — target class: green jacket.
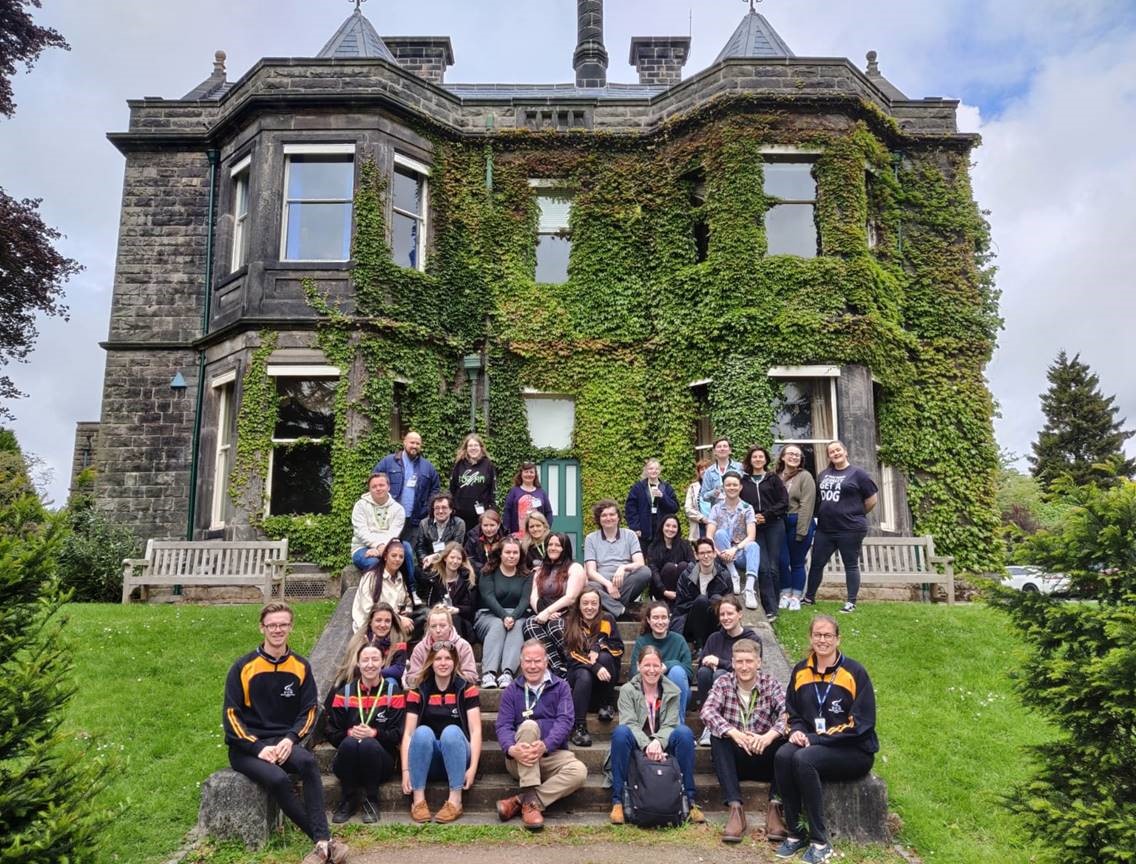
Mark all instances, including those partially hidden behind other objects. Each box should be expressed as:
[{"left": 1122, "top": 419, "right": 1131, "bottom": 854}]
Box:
[{"left": 618, "top": 672, "right": 682, "bottom": 750}]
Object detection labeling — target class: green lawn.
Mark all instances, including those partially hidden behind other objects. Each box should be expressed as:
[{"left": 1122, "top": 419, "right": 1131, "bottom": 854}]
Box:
[
  {"left": 774, "top": 601, "right": 1053, "bottom": 864},
  {"left": 61, "top": 601, "right": 335, "bottom": 864}
]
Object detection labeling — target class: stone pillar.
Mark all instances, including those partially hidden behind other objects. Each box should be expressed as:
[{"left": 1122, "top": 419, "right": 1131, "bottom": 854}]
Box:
[
  {"left": 574, "top": 0, "right": 608, "bottom": 87},
  {"left": 383, "top": 37, "right": 455, "bottom": 85},
  {"left": 836, "top": 364, "right": 881, "bottom": 529},
  {"left": 628, "top": 36, "right": 690, "bottom": 86}
]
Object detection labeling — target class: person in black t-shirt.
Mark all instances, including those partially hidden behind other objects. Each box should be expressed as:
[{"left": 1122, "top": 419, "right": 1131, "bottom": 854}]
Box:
[
  {"left": 803, "top": 441, "right": 879, "bottom": 614},
  {"left": 401, "top": 641, "right": 482, "bottom": 824}
]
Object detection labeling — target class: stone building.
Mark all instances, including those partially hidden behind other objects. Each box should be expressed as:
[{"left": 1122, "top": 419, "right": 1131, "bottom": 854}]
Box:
[{"left": 80, "top": 2, "right": 1001, "bottom": 571}]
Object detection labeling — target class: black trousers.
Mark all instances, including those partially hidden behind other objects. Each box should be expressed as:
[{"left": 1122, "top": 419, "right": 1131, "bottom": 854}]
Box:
[
  {"left": 567, "top": 666, "right": 616, "bottom": 724},
  {"left": 229, "top": 742, "right": 329, "bottom": 843},
  {"left": 332, "top": 737, "right": 396, "bottom": 797},
  {"left": 773, "top": 741, "right": 873, "bottom": 845},
  {"left": 710, "top": 733, "right": 784, "bottom": 804},
  {"left": 805, "top": 530, "right": 867, "bottom": 604},
  {"left": 671, "top": 594, "right": 716, "bottom": 650}
]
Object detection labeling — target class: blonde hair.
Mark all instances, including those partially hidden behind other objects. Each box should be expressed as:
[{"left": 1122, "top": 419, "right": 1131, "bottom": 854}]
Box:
[
  {"left": 640, "top": 458, "right": 662, "bottom": 480},
  {"left": 431, "top": 540, "right": 478, "bottom": 587},
  {"left": 454, "top": 433, "right": 491, "bottom": 464}
]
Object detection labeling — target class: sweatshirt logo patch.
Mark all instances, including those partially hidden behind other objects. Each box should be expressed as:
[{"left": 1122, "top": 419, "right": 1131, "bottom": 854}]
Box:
[
  {"left": 281, "top": 683, "right": 296, "bottom": 699},
  {"left": 828, "top": 698, "right": 842, "bottom": 714}
]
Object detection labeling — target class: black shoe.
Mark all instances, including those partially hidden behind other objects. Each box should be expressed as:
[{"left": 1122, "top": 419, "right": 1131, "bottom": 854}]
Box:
[
  {"left": 801, "top": 597, "right": 816, "bottom": 606},
  {"left": 571, "top": 723, "right": 592, "bottom": 747},
  {"left": 361, "top": 795, "right": 380, "bottom": 823},
  {"left": 332, "top": 791, "right": 358, "bottom": 824},
  {"left": 597, "top": 704, "right": 615, "bottom": 723}
]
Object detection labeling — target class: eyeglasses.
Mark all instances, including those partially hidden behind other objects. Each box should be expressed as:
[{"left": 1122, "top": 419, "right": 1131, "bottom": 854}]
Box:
[
  {"left": 811, "top": 633, "right": 837, "bottom": 641},
  {"left": 263, "top": 623, "right": 292, "bottom": 631}
]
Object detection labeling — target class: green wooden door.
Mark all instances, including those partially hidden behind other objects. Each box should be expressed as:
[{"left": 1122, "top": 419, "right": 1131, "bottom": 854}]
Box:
[{"left": 539, "top": 459, "right": 583, "bottom": 557}]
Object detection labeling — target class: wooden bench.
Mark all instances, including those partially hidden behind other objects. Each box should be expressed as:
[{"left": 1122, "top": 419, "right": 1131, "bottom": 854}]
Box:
[
  {"left": 121, "top": 539, "right": 288, "bottom": 604},
  {"left": 816, "top": 535, "right": 955, "bottom": 604}
]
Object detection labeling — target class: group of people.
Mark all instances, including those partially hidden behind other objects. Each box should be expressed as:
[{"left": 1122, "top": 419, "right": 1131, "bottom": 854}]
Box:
[{"left": 221, "top": 432, "right": 881, "bottom": 863}]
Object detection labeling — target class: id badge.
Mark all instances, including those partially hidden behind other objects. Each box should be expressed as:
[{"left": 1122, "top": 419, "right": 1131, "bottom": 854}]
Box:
[
  {"left": 521, "top": 709, "right": 533, "bottom": 719},
  {"left": 475, "top": 503, "right": 485, "bottom": 515},
  {"left": 406, "top": 474, "right": 417, "bottom": 489},
  {"left": 814, "top": 718, "right": 827, "bottom": 734},
  {"left": 433, "top": 541, "right": 446, "bottom": 554},
  {"left": 529, "top": 500, "right": 541, "bottom": 509}
]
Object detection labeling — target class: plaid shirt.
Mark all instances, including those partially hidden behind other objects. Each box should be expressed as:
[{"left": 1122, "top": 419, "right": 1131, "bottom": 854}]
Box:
[{"left": 699, "top": 670, "right": 788, "bottom": 739}]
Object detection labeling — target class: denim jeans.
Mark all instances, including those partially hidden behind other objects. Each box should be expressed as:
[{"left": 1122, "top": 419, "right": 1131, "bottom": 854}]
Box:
[
  {"left": 779, "top": 514, "right": 815, "bottom": 596},
  {"left": 756, "top": 516, "right": 785, "bottom": 614},
  {"left": 610, "top": 723, "right": 697, "bottom": 804},
  {"left": 407, "top": 724, "right": 469, "bottom": 791},
  {"left": 712, "top": 529, "right": 760, "bottom": 589},
  {"left": 666, "top": 665, "right": 691, "bottom": 719}
]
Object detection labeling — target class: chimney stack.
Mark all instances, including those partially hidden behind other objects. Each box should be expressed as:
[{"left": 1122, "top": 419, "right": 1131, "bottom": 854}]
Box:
[{"left": 573, "top": 0, "right": 608, "bottom": 88}]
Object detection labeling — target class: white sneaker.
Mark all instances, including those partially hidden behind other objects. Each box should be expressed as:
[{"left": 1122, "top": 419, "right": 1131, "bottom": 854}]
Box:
[
  {"left": 840, "top": 601, "right": 856, "bottom": 614},
  {"left": 779, "top": 594, "right": 790, "bottom": 609},
  {"left": 788, "top": 597, "right": 801, "bottom": 611},
  {"left": 481, "top": 672, "right": 498, "bottom": 689},
  {"left": 744, "top": 588, "right": 758, "bottom": 610},
  {"left": 497, "top": 671, "right": 513, "bottom": 689},
  {"left": 698, "top": 727, "right": 712, "bottom": 747},
  {"left": 731, "top": 569, "right": 741, "bottom": 594}
]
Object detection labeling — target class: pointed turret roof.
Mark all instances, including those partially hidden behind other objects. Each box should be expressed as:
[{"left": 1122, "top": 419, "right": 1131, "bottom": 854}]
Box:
[
  {"left": 714, "top": 11, "right": 794, "bottom": 63},
  {"left": 317, "top": 9, "right": 396, "bottom": 61}
]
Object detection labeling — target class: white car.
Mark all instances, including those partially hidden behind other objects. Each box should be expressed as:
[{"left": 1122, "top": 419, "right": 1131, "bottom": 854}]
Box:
[{"left": 1001, "top": 565, "right": 1069, "bottom": 595}]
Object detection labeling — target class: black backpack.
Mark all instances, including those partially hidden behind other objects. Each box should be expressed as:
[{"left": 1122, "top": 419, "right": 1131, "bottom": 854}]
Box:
[{"left": 622, "top": 748, "right": 687, "bottom": 828}]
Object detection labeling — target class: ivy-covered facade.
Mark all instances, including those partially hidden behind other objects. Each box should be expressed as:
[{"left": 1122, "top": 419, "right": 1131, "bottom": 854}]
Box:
[{"left": 84, "top": 4, "right": 1002, "bottom": 574}]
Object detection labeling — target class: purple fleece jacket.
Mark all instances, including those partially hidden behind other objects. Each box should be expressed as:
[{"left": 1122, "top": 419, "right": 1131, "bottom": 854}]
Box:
[{"left": 495, "top": 673, "right": 575, "bottom": 752}]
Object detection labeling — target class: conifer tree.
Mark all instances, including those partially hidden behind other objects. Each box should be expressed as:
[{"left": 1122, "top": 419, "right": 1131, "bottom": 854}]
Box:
[
  {"left": 1029, "top": 351, "right": 1134, "bottom": 489},
  {"left": 0, "top": 431, "right": 108, "bottom": 863}
]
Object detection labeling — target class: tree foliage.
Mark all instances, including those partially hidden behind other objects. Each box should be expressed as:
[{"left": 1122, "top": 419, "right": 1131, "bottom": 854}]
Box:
[
  {"left": 57, "top": 467, "right": 139, "bottom": 602},
  {"left": 1029, "top": 351, "right": 1134, "bottom": 490},
  {"left": 0, "top": 0, "right": 68, "bottom": 119},
  {"left": 991, "top": 475, "right": 1136, "bottom": 863},
  {"left": 0, "top": 431, "right": 109, "bottom": 863}
]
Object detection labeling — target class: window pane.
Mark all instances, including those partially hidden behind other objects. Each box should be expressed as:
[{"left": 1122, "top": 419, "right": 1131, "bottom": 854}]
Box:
[
  {"left": 535, "top": 235, "right": 571, "bottom": 283},
  {"left": 772, "top": 379, "right": 836, "bottom": 440},
  {"left": 392, "top": 166, "right": 422, "bottom": 215},
  {"left": 284, "top": 202, "right": 352, "bottom": 260},
  {"left": 765, "top": 204, "right": 817, "bottom": 258},
  {"left": 524, "top": 397, "right": 575, "bottom": 449},
  {"left": 537, "top": 194, "right": 571, "bottom": 232},
  {"left": 763, "top": 162, "right": 816, "bottom": 200},
  {"left": 274, "top": 378, "right": 336, "bottom": 439},
  {"left": 270, "top": 442, "right": 333, "bottom": 516},
  {"left": 391, "top": 211, "right": 420, "bottom": 270},
  {"left": 287, "top": 156, "right": 354, "bottom": 200}
]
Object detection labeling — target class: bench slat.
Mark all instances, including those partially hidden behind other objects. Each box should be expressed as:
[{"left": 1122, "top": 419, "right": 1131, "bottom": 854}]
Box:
[{"left": 122, "top": 540, "right": 289, "bottom": 604}]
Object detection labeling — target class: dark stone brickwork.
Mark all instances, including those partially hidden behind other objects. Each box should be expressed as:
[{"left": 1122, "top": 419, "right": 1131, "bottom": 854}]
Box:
[
  {"left": 383, "top": 38, "right": 454, "bottom": 85},
  {"left": 629, "top": 36, "right": 690, "bottom": 86}
]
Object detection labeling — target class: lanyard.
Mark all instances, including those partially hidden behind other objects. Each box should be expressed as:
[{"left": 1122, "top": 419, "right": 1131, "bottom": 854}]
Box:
[
  {"left": 813, "top": 662, "right": 840, "bottom": 713},
  {"left": 643, "top": 687, "right": 660, "bottom": 737},
  {"left": 737, "top": 685, "right": 758, "bottom": 728},
  {"left": 349, "top": 679, "right": 384, "bottom": 726},
  {"left": 524, "top": 683, "right": 545, "bottom": 715}
]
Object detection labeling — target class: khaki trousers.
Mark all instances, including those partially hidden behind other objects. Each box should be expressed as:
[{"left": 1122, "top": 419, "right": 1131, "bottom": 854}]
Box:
[{"left": 505, "top": 720, "right": 587, "bottom": 810}]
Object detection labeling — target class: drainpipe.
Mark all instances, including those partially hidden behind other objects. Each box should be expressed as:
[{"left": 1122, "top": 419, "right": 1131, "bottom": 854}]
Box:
[{"left": 186, "top": 148, "right": 219, "bottom": 539}]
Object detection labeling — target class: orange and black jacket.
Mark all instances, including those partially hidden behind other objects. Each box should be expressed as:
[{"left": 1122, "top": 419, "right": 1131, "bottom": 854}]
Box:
[
  {"left": 785, "top": 651, "right": 878, "bottom": 754},
  {"left": 323, "top": 679, "right": 406, "bottom": 753},
  {"left": 223, "top": 646, "right": 319, "bottom": 756},
  {"left": 567, "top": 612, "right": 624, "bottom": 677}
]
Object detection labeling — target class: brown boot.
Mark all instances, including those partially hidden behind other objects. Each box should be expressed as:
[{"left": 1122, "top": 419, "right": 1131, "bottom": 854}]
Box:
[
  {"left": 723, "top": 802, "right": 747, "bottom": 843},
  {"left": 765, "top": 799, "right": 788, "bottom": 842},
  {"left": 497, "top": 795, "right": 521, "bottom": 822}
]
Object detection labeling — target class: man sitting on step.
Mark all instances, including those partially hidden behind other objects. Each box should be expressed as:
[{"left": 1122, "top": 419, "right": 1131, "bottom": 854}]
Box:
[
  {"left": 699, "top": 637, "right": 789, "bottom": 845},
  {"left": 494, "top": 639, "right": 588, "bottom": 830},
  {"left": 222, "top": 602, "right": 348, "bottom": 864}
]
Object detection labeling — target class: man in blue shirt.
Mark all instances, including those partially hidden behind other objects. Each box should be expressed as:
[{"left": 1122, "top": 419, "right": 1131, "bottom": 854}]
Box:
[{"left": 373, "top": 431, "right": 440, "bottom": 593}]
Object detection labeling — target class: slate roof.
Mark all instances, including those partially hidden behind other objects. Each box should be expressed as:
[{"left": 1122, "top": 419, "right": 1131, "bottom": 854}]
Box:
[
  {"left": 317, "top": 9, "right": 396, "bottom": 62},
  {"left": 444, "top": 82, "right": 667, "bottom": 101},
  {"left": 714, "top": 11, "right": 795, "bottom": 63}
]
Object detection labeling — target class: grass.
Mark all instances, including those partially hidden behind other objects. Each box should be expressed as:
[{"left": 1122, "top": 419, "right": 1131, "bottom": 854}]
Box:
[
  {"left": 774, "top": 601, "right": 1053, "bottom": 864},
  {"left": 61, "top": 601, "right": 336, "bottom": 864}
]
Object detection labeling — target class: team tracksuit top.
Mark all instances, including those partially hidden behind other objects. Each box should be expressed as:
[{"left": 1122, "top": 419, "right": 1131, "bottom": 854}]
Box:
[{"left": 223, "top": 645, "right": 319, "bottom": 756}]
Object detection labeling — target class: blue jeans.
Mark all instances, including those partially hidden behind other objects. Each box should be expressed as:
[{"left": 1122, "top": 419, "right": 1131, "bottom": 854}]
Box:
[
  {"left": 713, "top": 529, "right": 760, "bottom": 587},
  {"left": 408, "top": 724, "right": 469, "bottom": 791},
  {"left": 352, "top": 541, "right": 417, "bottom": 593},
  {"left": 666, "top": 665, "right": 691, "bottom": 719},
  {"left": 610, "top": 724, "right": 697, "bottom": 803},
  {"left": 779, "top": 514, "right": 816, "bottom": 596}
]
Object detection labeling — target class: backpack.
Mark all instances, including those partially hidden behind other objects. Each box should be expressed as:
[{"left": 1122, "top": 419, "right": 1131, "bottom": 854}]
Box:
[{"left": 622, "top": 748, "right": 687, "bottom": 828}]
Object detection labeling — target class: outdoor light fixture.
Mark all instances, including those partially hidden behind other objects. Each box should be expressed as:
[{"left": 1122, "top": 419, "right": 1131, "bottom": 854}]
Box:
[{"left": 170, "top": 371, "right": 188, "bottom": 391}]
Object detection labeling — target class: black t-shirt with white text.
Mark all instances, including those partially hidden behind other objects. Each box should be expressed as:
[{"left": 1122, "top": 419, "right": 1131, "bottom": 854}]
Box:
[{"left": 815, "top": 466, "right": 878, "bottom": 533}]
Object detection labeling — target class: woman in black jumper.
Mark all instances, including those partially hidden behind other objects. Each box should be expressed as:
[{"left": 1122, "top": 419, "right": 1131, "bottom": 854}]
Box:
[
  {"left": 563, "top": 587, "right": 624, "bottom": 747},
  {"left": 645, "top": 514, "right": 695, "bottom": 605},
  {"left": 739, "top": 445, "right": 788, "bottom": 620}
]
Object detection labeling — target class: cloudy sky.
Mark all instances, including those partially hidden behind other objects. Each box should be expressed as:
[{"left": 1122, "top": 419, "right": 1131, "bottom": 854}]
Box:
[{"left": 1, "top": 0, "right": 1134, "bottom": 505}]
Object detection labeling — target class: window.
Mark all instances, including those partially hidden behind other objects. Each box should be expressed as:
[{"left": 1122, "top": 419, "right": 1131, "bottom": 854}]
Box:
[
  {"left": 210, "top": 371, "right": 236, "bottom": 528},
  {"left": 531, "top": 182, "right": 571, "bottom": 284},
  {"left": 865, "top": 170, "right": 880, "bottom": 251},
  {"left": 523, "top": 391, "right": 575, "bottom": 449},
  {"left": 688, "top": 172, "right": 709, "bottom": 263},
  {"left": 763, "top": 162, "right": 817, "bottom": 258},
  {"left": 877, "top": 463, "right": 898, "bottom": 532},
  {"left": 280, "top": 144, "right": 355, "bottom": 262},
  {"left": 391, "top": 154, "right": 429, "bottom": 271},
  {"left": 689, "top": 379, "right": 714, "bottom": 459},
  {"left": 769, "top": 367, "right": 839, "bottom": 476},
  {"left": 230, "top": 156, "right": 251, "bottom": 271},
  {"left": 266, "top": 366, "right": 339, "bottom": 516}
]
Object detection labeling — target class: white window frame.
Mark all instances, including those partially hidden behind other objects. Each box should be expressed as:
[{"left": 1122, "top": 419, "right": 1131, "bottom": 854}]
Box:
[
  {"left": 209, "top": 370, "right": 237, "bottom": 529},
  {"left": 279, "top": 144, "right": 356, "bottom": 263},
  {"left": 391, "top": 153, "right": 430, "bottom": 272},
  {"left": 768, "top": 366, "right": 840, "bottom": 451},
  {"left": 878, "top": 462, "right": 898, "bottom": 532},
  {"left": 763, "top": 159, "right": 818, "bottom": 258},
  {"left": 230, "top": 155, "right": 251, "bottom": 272},
  {"left": 687, "top": 378, "right": 715, "bottom": 458},
  {"left": 530, "top": 179, "right": 572, "bottom": 284},
  {"left": 522, "top": 388, "right": 575, "bottom": 450},
  {"left": 264, "top": 366, "right": 340, "bottom": 517}
]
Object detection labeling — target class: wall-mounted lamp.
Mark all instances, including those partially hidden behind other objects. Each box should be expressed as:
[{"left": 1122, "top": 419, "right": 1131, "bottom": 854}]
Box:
[{"left": 170, "top": 371, "right": 188, "bottom": 391}]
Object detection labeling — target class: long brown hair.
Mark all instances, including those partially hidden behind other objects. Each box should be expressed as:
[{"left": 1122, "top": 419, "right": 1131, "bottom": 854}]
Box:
[
  {"left": 563, "top": 588, "right": 604, "bottom": 655},
  {"left": 431, "top": 540, "right": 478, "bottom": 587},
  {"left": 337, "top": 602, "right": 405, "bottom": 684},
  {"left": 413, "top": 641, "right": 458, "bottom": 690}
]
